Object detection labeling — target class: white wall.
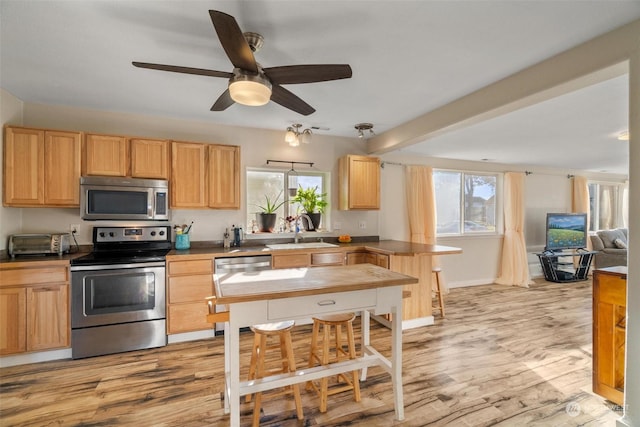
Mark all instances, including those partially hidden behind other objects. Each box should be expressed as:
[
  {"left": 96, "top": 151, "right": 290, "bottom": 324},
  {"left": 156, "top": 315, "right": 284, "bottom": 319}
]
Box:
[{"left": 0, "top": 89, "right": 24, "bottom": 246}]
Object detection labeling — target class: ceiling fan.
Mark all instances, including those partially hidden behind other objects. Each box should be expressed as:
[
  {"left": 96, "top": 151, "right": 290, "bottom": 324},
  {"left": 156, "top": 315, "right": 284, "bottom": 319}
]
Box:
[{"left": 133, "top": 10, "right": 352, "bottom": 116}]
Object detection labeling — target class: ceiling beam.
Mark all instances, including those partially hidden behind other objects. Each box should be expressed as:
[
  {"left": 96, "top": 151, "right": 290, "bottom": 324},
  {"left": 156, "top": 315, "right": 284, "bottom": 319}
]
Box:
[{"left": 367, "top": 18, "right": 640, "bottom": 154}]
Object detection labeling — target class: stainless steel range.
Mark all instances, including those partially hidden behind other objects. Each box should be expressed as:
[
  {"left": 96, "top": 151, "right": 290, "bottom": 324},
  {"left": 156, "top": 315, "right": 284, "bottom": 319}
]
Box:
[{"left": 70, "top": 226, "right": 171, "bottom": 359}]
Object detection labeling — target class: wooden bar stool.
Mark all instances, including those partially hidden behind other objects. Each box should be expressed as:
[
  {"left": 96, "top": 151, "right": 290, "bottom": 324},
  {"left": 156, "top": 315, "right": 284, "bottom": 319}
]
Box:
[
  {"left": 247, "top": 320, "right": 304, "bottom": 426},
  {"left": 306, "top": 312, "right": 361, "bottom": 413},
  {"left": 432, "top": 267, "right": 445, "bottom": 317}
]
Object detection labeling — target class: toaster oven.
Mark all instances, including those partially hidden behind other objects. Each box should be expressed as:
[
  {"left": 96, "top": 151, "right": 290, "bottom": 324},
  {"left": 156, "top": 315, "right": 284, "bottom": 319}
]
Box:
[{"left": 8, "top": 233, "right": 71, "bottom": 257}]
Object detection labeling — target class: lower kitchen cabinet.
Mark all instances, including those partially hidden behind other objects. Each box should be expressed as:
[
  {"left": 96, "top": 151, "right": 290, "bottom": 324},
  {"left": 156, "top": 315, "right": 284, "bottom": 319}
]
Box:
[
  {"left": 272, "top": 250, "right": 345, "bottom": 269},
  {"left": 166, "top": 257, "right": 214, "bottom": 334},
  {"left": 593, "top": 267, "right": 627, "bottom": 406},
  {"left": 0, "top": 264, "right": 70, "bottom": 355}
]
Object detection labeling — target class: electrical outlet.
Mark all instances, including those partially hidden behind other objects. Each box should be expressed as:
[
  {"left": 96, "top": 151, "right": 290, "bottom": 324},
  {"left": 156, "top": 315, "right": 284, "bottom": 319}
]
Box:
[
  {"left": 69, "top": 224, "right": 80, "bottom": 234},
  {"left": 359, "top": 221, "right": 366, "bottom": 229},
  {"left": 333, "top": 222, "right": 342, "bottom": 230}
]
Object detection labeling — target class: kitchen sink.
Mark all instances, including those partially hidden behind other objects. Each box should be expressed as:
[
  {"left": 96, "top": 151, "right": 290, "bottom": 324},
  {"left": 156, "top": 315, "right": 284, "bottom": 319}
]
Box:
[{"left": 266, "top": 242, "right": 339, "bottom": 250}]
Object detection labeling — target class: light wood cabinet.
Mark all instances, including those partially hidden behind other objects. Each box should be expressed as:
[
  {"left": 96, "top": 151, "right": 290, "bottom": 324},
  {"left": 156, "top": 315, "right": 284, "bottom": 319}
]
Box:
[
  {"left": 272, "top": 253, "right": 310, "bottom": 269},
  {"left": 0, "top": 264, "right": 70, "bottom": 355},
  {"left": 171, "top": 140, "right": 240, "bottom": 209},
  {"left": 166, "top": 258, "right": 214, "bottom": 334},
  {"left": 4, "top": 126, "right": 81, "bottom": 207},
  {"left": 339, "top": 155, "right": 380, "bottom": 210},
  {"left": 346, "top": 251, "right": 388, "bottom": 268},
  {"left": 83, "top": 134, "right": 128, "bottom": 176},
  {"left": 171, "top": 141, "right": 208, "bottom": 208},
  {"left": 593, "top": 267, "right": 626, "bottom": 406},
  {"left": 208, "top": 144, "right": 240, "bottom": 209},
  {"left": 130, "top": 138, "right": 170, "bottom": 179}
]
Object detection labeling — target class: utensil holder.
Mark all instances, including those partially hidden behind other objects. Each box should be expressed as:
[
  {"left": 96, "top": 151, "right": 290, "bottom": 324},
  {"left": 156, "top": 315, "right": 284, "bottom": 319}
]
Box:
[{"left": 175, "top": 233, "right": 190, "bottom": 250}]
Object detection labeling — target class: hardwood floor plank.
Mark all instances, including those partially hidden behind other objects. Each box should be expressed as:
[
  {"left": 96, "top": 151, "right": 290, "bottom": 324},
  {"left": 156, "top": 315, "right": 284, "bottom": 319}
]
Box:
[{"left": 0, "top": 279, "right": 622, "bottom": 426}]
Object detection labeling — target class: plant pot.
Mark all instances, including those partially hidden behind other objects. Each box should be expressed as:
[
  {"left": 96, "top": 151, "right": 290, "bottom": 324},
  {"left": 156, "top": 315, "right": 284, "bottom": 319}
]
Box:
[
  {"left": 257, "top": 213, "right": 277, "bottom": 232},
  {"left": 301, "top": 213, "right": 322, "bottom": 231}
]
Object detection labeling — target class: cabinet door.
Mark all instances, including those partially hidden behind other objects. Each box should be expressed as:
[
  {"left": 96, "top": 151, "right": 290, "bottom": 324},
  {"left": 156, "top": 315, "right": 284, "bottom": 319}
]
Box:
[
  {"left": 0, "top": 287, "right": 26, "bottom": 355},
  {"left": 171, "top": 141, "right": 208, "bottom": 208},
  {"left": 272, "top": 253, "right": 310, "bottom": 269},
  {"left": 339, "top": 155, "right": 380, "bottom": 210},
  {"left": 346, "top": 252, "right": 367, "bottom": 265},
  {"left": 208, "top": 144, "right": 240, "bottom": 209},
  {"left": 27, "top": 284, "right": 69, "bottom": 351},
  {"left": 3, "top": 127, "right": 44, "bottom": 206},
  {"left": 44, "top": 131, "right": 82, "bottom": 206},
  {"left": 130, "top": 138, "right": 170, "bottom": 179},
  {"left": 83, "top": 134, "right": 128, "bottom": 176}
]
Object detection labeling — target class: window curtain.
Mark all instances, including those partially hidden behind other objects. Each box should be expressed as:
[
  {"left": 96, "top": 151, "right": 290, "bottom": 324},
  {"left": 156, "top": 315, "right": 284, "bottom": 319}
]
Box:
[
  {"left": 495, "top": 172, "right": 532, "bottom": 288},
  {"left": 405, "top": 165, "right": 447, "bottom": 292},
  {"left": 571, "top": 175, "right": 592, "bottom": 250}
]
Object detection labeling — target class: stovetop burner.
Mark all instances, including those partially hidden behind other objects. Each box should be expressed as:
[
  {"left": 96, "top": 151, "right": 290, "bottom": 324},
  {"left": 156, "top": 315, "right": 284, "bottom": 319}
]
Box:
[{"left": 71, "top": 225, "right": 172, "bottom": 266}]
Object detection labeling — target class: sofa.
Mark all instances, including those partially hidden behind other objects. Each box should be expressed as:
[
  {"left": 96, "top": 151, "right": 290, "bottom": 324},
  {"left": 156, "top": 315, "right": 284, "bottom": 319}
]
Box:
[{"left": 590, "top": 228, "right": 628, "bottom": 268}]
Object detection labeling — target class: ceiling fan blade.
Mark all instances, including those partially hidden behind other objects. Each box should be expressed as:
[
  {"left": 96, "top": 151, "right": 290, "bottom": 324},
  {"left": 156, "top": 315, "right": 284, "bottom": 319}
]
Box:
[
  {"left": 209, "top": 10, "right": 258, "bottom": 74},
  {"left": 264, "top": 64, "right": 353, "bottom": 85},
  {"left": 270, "top": 85, "right": 315, "bottom": 116},
  {"left": 132, "top": 62, "right": 232, "bottom": 78},
  {"left": 211, "top": 89, "right": 234, "bottom": 111}
]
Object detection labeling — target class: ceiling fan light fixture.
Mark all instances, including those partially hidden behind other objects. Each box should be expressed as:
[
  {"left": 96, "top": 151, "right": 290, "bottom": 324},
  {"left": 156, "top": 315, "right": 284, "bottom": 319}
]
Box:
[{"left": 229, "top": 72, "right": 272, "bottom": 106}]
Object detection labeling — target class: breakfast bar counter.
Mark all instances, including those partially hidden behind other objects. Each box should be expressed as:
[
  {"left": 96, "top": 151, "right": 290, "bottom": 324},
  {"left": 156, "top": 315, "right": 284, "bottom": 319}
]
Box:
[{"left": 211, "top": 263, "right": 418, "bottom": 426}]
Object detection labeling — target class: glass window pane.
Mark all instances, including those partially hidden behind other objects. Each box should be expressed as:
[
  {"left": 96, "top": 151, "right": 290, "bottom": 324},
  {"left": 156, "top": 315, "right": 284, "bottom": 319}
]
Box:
[
  {"left": 463, "top": 174, "right": 496, "bottom": 232},
  {"left": 434, "top": 171, "right": 461, "bottom": 234},
  {"left": 246, "top": 170, "right": 285, "bottom": 227},
  {"left": 290, "top": 175, "right": 324, "bottom": 216}
]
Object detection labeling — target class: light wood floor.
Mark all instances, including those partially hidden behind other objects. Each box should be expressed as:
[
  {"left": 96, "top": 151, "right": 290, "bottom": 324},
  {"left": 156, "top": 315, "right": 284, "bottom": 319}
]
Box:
[{"left": 0, "top": 279, "right": 623, "bottom": 426}]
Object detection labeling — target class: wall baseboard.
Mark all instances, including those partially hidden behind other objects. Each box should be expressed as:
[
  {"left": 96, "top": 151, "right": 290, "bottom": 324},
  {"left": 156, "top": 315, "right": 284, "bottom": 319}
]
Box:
[
  {"left": 447, "top": 278, "right": 496, "bottom": 288},
  {"left": 0, "top": 348, "right": 72, "bottom": 368}
]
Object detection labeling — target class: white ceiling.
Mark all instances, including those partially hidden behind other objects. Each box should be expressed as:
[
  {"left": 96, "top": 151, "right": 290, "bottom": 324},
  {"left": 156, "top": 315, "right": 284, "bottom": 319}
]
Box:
[{"left": 1, "top": 0, "right": 638, "bottom": 175}]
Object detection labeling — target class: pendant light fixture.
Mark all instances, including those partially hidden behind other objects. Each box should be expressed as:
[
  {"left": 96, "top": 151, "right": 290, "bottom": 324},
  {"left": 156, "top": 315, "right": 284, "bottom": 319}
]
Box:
[
  {"left": 285, "top": 123, "right": 313, "bottom": 147},
  {"left": 355, "top": 123, "right": 375, "bottom": 139}
]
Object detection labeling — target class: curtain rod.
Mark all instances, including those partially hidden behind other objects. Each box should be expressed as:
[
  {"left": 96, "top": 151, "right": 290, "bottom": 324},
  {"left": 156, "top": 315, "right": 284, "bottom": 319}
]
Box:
[{"left": 266, "top": 160, "right": 314, "bottom": 168}]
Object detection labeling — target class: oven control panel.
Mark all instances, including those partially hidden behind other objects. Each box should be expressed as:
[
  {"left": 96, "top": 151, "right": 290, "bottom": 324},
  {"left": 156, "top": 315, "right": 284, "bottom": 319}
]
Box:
[{"left": 93, "top": 226, "right": 171, "bottom": 243}]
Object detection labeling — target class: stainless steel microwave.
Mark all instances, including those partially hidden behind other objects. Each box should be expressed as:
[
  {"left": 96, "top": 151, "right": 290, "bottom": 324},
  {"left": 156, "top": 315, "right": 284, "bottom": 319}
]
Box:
[{"left": 80, "top": 176, "right": 169, "bottom": 221}]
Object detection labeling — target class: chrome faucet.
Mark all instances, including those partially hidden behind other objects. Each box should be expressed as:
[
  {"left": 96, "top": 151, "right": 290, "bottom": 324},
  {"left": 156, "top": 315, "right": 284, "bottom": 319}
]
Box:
[{"left": 294, "top": 214, "right": 314, "bottom": 243}]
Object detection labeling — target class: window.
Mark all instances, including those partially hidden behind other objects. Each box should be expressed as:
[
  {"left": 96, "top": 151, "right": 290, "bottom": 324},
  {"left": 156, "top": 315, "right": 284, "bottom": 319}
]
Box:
[
  {"left": 434, "top": 170, "right": 498, "bottom": 235},
  {"left": 246, "top": 168, "right": 329, "bottom": 232},
  {"left": 588, "top": 182, "right": 624, "bottom": 231}
]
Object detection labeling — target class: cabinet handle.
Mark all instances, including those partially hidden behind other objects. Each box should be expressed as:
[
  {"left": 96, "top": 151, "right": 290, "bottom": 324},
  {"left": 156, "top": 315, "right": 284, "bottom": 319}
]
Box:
[
  {"left": 32, "top": 286, "right": 59, "bottom": 292},
  {"left": 317, "top": 300, "right": 336, "bottom": 306}
]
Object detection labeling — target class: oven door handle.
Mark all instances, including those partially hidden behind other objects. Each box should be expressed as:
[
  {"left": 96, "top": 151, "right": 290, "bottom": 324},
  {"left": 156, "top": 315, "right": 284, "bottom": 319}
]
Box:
[{"left": 71, "top": 261, "right": 166, "bottom": 271}]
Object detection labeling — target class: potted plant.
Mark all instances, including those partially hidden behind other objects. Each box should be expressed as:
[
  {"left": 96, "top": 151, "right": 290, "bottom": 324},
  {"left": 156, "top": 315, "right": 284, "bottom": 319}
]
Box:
[
  {"left": 290, "top": 185, "right": 328, "bottom": 231},
  {"left": 255, "top": 191, "right": 285, "bottom": 232}
]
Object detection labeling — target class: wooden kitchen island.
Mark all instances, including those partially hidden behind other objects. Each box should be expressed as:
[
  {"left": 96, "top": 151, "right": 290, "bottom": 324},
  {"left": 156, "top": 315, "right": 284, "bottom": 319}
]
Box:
[{"left": 211, "top": 263, "right": 418, "bottom": 427}]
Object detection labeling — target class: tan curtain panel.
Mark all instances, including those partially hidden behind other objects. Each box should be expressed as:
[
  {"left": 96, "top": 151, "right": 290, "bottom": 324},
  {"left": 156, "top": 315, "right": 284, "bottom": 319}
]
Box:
[
  {"left": 405, "top": 165, "right": 447, "bottom": 292},
  {"left": 495, "top": 172, "right": 532, "bottom": 288},
  {"left": 571, "top": 175, "right": 592, "bottom": 250}
]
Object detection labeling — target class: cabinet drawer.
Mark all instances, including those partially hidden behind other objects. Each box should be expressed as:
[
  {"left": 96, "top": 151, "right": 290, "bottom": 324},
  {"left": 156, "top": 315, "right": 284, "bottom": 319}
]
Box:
[
  {"left": 311, "top": 252, "right": 345, "bottom": 266},
  {"left": 168, "top": 259, "right": 212, "bottom": 275},
  {"left": 168, "top": 302, "right": 212, "bottom": 334},
  {"left": 168, "top": 274, "right": 212, "bottom": 303},
  {"left": 272, "top": 253, "right": 310, "bottom": 269},
  {"left": 0, "top": 267, "right": 68, "bottom": 287},
  {"left": 268, "top": 290, "right": 377, "bottom": 320}
]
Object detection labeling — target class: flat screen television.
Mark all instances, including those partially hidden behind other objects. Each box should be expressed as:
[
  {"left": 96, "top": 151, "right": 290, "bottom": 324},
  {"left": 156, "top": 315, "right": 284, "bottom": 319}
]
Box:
[{"left": 545, "top": 212, "right": 588, "bottom": 251}]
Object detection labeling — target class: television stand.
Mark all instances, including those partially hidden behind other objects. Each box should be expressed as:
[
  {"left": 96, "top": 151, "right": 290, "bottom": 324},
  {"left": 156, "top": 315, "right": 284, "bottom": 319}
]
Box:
[{"left": 536, "top": 249, "right": 595, "bottom": 283}]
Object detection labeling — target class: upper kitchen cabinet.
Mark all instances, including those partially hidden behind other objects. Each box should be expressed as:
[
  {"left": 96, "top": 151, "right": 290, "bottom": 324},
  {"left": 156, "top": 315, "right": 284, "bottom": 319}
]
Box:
[
  {"left": 171, "top": 141, "right": 208, "bottom": 208},
  {"left": 171, "top": 141, "right": 240, "bottom": 210},
  {"left": 4, "top": 126, "right": 81, "bottom": 207},
  {"left": 339, "top": 155, "right": 380, "bottom": 210},
  {"left": 130, "top": 138, "right": 170, "bottom": 179},
  {"left": 208, "top": 144, "right": 240, "bottom": 209},
  {"left": 83, "top": 134, "right": 170, "bottom": 179},
  {"left": 83, "top": 134, "right": 128, "bottom": 177}
]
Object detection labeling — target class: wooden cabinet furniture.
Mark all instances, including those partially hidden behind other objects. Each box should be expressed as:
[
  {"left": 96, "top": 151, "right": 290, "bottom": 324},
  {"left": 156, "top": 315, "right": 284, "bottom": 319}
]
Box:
[
  {"left": 166, "top": 257, "right": 214, "bottom": 334},
  {"left": 84, "top": 134, "right": 170, "bottom": 179},
  {"left": 130, "top": 138, "right": 171, "bottom": 179},
  {"left": 83, "top": 134, "right": 128, "bottom": 176},
  {"left": 593, "top": 266, "right": 627, "bottom": 406},
  {"left": 272, "top": 250, "right": 345, "bottom": 269},
  {"left": 171, "top": 141, "right": 240, "bottom": 209},
  {"left": 0, "top": 263, "right": 70, "bottom": 355},
  {"left": 346, "top": 250, "right": 388, "bottom": 268},
  {"left": 4, "top": 126, "right": 81, "bottom": 207},
  {"left": 339, "top": 155, "right": 380, "bottom": 210}
]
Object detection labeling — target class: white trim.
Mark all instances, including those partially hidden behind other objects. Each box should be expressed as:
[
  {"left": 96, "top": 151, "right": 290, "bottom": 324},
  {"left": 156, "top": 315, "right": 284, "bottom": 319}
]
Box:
[
  {"left": 401, "top": 316, "right": 434, "bottom": 329},
  {"left": 168, "top": 329, "right": 215, "bottom": 344},
  {"left": 447, "top": 278, "right": 496, "bottom": 288},
  {"left": 0, "top": 348, "right": 71, "bottom": 368}
]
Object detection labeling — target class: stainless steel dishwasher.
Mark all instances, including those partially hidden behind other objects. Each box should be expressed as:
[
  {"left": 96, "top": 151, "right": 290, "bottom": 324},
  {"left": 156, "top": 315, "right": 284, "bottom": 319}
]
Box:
[{"left": 213, "top": 255, "right": 272, "bottom": 332}]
